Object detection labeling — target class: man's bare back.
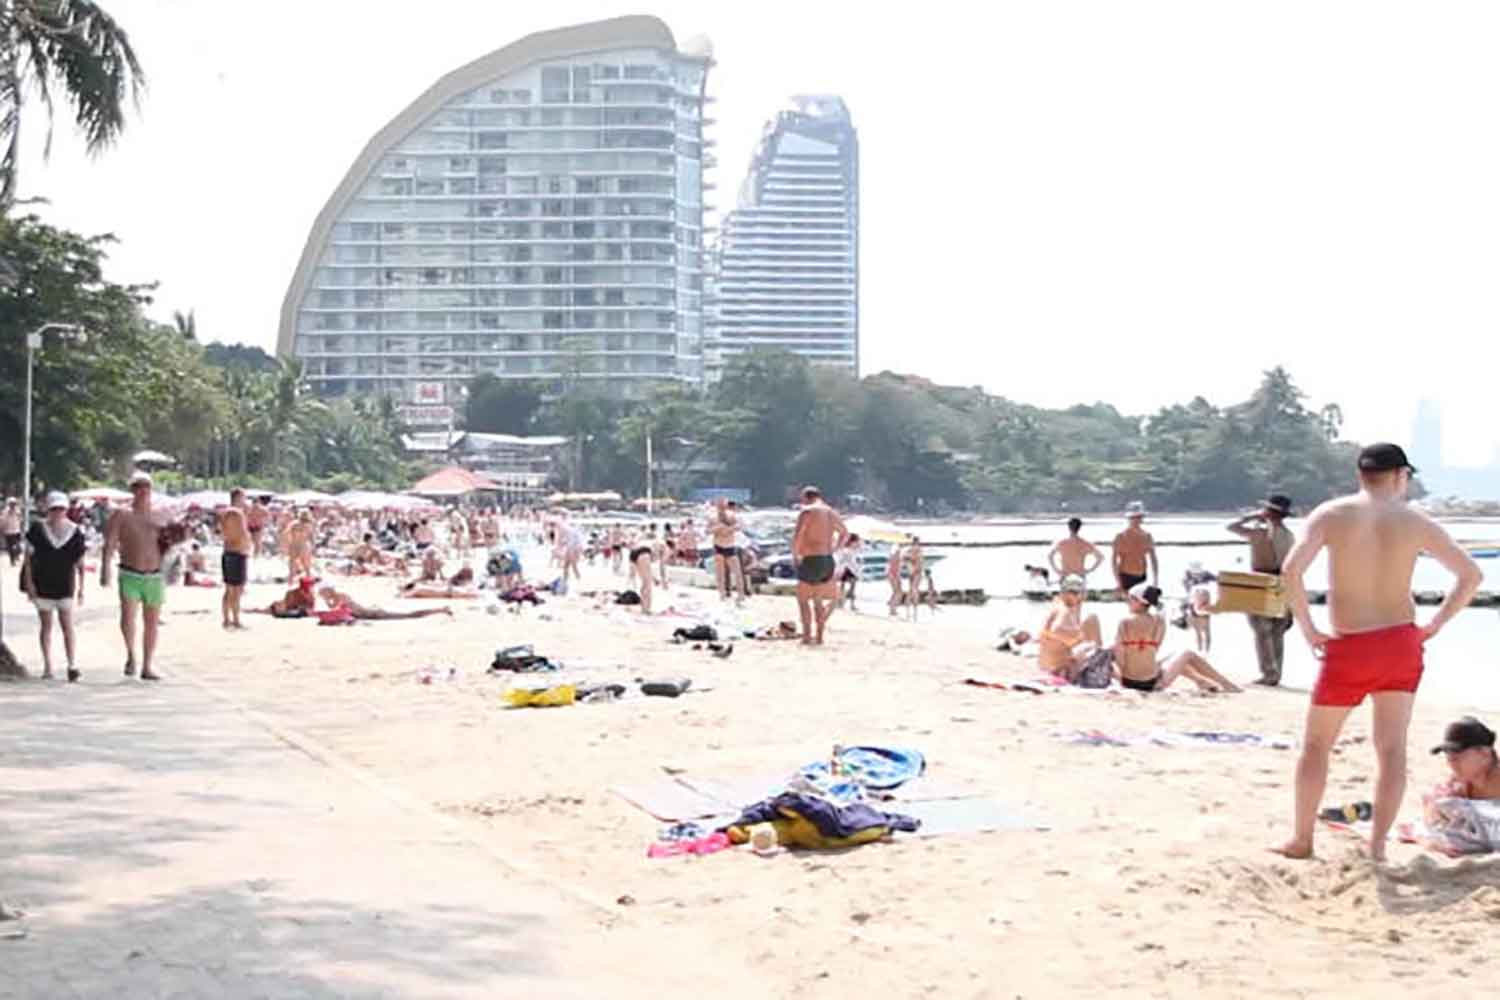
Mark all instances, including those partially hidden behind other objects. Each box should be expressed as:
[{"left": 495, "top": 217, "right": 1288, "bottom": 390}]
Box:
[
  {"left": 1051, "top": 536, "right": 1101, "bottom": 576},
  {"left": 107, "top": 510, "right": 164, "bottom": 572}
]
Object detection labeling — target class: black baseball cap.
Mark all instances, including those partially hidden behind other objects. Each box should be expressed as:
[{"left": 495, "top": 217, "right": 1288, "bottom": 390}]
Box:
[
  {"left": 1431, "top": 716, "right": 1496, "bottom": 755},
  {"left": 1357, "top": 442, "right": 1416, "bottom": 475},
  {"left": 1261, "top": 494, "right": 1293, "bottom": 516}
]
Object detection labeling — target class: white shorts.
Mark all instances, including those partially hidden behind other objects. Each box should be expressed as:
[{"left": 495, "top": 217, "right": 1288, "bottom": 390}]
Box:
[{"left": 33, "top": 596, "right": 74, "bottom": 613}]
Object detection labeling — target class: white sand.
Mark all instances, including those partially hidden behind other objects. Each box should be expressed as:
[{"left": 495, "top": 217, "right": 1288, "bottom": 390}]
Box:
[{"left": 6, "top": 556, "right": 1499, "bottom": 997}]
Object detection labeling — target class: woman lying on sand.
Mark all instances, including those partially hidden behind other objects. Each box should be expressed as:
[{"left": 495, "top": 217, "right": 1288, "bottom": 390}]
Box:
[
  {"left": 247, "top": 578, "right": 318, "bottom": 618},
  {"left": 319, "top": 585, "right": 452, "bottom": 621},
  {"left": 1432, "top": 717, "right": 1500, "bottom": 800},
  {"left": 1038, "top": 575, "right": 1102, "bottom": 680},
  {"left": 1114, "top": 583, "right": 1240, "bottom": 694}
]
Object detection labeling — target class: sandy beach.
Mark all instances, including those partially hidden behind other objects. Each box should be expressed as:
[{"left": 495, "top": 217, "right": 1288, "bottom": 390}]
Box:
[{"left": 5, "top": 556, "right": 1500, "bottom": 998}]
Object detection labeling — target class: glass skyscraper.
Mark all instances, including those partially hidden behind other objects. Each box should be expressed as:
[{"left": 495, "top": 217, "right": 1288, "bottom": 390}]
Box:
[
  {"left": 706, "top": 95, "right": 858, "bottom": 380},
  {"left": 277, "top": 16, "right": 713, "bottom": 420}
]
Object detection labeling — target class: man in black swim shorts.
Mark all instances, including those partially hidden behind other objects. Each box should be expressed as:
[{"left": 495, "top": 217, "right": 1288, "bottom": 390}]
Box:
[{"left": 791, "top": 486, "right": 848, "bottom": 646}]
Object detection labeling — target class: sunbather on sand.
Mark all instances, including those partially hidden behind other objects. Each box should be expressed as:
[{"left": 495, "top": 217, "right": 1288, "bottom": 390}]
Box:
[
  {"left": 1114, "top": 583, "right": 1241, "bottom": 693},
  {"left": 1037, "top": 575, "right": 1102, "bottom": 680},
  {"left": 319, "top": 585, "right": 452, "bottom": 620},
  {"left": 247, "top": 578, "right": 319, "bottom": 618}
]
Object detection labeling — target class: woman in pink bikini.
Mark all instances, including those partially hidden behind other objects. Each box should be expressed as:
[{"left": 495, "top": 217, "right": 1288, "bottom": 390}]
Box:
[{"left": 1114, "top": 583, "right": 1241, "bottom": 693}]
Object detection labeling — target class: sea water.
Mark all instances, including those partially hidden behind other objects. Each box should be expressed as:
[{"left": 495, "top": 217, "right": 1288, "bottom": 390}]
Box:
[{"left": 891, "top": 517, "right": 1500, "bottom": 711}]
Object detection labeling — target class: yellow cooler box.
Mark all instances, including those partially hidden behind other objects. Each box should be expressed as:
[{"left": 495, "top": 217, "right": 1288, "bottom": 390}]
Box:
[{"left": 1212, "top": 571, "right": 1286, "bottom": 617}]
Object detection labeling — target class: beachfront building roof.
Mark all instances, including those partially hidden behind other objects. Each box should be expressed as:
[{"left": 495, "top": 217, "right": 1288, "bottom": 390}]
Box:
[
  {"left": 402, "top": 431, "right": 568, "bottom": 491},
  {"left": 277, "top": 16, "right": 715, "bottom": 413},
  {"left": 705, "top": 95, "right": 858, "bottom": 381}
]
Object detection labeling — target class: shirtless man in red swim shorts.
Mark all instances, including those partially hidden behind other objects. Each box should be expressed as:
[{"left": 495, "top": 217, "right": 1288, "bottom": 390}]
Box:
[{"left": 1274, "top": 443, "right": 1482, "bottom": 862}]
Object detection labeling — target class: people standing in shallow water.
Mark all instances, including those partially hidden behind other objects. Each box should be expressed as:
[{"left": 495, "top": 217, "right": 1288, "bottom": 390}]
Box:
[
  {"left": 1111, "top": 502, "right": 1157, "bottom": 595},
  {"left": 1113, "top": 584, "right": 1240, "bottom": 694},
  {"left": 1049, "top": 517, "right": 1103, "bottom": 582},
  {"left": 1273, "top": 443, "right": 1481, "bottom": 863}
]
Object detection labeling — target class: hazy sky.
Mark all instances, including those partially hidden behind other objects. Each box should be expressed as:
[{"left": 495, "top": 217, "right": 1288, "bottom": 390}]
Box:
[{"left": 19, "top": 1, "right": 1500, "bottom": 466}]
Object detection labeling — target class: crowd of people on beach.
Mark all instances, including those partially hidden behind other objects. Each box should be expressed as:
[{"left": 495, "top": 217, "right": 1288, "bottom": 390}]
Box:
[{"left": 6, "top": 440, "right": 1497, "bottom": 862}]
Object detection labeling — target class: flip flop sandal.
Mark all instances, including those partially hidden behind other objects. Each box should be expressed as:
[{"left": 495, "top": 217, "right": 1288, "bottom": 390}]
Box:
[{"left": 66, "top": 668, "right": 80, "bottom": 683}]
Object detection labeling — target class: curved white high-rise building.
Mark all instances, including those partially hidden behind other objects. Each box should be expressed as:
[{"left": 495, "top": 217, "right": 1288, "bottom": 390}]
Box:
[
  {"left": 707, "top": 95, "right": 858, "bottom": 379},
  {"left": 278, "top": 16, "right": 713, "bottom": 418}
]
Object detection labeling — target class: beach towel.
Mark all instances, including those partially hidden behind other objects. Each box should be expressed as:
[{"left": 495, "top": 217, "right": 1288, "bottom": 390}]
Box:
[
  {"left": 1418, "top": 797, "right": 1500, "bottom": 855},
  {"left": 1059, "top": 728, "right": 1295, "bottom": 750},
  {"left": 799, "top": 746, "right": 927, "bottom": 791}
]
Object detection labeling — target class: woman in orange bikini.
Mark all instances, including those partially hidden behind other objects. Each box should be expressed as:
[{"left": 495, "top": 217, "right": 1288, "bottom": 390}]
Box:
[
  {"left": 1038, "top": 575, "right": 1103, "bottom": 679},
  {"left": 1115, "top": 583, "right": 1241, "bottom": 693}
]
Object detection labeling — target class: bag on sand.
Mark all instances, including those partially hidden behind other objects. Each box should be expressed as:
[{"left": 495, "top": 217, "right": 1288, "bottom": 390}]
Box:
[{"left": 1075, "top": 648, "right": 1115, "bottom": 689}]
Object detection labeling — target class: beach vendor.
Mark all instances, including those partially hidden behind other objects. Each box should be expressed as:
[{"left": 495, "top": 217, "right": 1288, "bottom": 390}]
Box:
[{"left": 1226, "top": 494, "right": 1296, "bottom": 686}]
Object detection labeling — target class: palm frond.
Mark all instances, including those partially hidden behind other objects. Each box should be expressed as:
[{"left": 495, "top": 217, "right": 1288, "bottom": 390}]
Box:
[{"left": 4, "top": 0, "right": 144, "bottom": 170}]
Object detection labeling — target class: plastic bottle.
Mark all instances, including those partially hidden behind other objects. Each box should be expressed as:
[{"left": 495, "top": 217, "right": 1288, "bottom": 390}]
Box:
[{"left": 830, "top": 743, "right": 844, "bottom": 777}]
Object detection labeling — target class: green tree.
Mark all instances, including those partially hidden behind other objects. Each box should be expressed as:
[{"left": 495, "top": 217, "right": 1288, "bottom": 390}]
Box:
[
  {"left": 0, "top": 214, "right": 153, "bottom": 491},
  {"left": 464, "top": 373, "right": 543, "bottom": 434},
  {"left": 711, "top": 350, "right": 818, "bottom": 502},
  {"left": 0, "top": 0, "right": 145, "bottom": 206}
]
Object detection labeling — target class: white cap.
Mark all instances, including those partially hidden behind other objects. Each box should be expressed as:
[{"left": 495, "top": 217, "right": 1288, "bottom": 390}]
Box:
[
  {"left": 45, "top": 491, "right": 68, "bottom": 510},
  {"left": 1059, "top": 574, "right": 1087, "bottom": 594},
  {"left": 1125, "top": 501, "right": 1146, "bottom": 518},
  {"left": 129, "top": 470, "right": 152, "bottom": 488},
  {"left": 1127, "top": 582, "right": 1156, "bottom": 606}
]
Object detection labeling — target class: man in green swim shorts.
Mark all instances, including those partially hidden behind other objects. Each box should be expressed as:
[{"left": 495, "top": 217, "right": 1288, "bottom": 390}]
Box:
[{"left": 101, "top": 471, "right": 170, "bottom": 680}]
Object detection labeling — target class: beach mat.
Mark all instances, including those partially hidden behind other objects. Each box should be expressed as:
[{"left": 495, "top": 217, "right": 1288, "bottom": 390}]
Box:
[
  {"left": 612, "top": 780, "right": 729, "bottom": 821},
  {"left": 674, "top": 773, "right": 787, "bottom": 812},
  {"left": 901, "top": 797, "right": 1041, "bottom": 837}
]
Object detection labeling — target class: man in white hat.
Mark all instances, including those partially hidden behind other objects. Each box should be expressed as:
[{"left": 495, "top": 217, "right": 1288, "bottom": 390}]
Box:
[
  {"left": 101, "top": 471, "right": 169, "bottom": 680},
  {"left": 1110, "top": 502, "right": 1157, "bottom": 597},
  {"left": 21, "top": 492, "right": 88, "bottom": 681}
]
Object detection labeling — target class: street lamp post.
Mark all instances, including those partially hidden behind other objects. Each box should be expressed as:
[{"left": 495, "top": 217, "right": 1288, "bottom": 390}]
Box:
[{"left": 22, "top": 322, "right": 87, "bottom": 525}]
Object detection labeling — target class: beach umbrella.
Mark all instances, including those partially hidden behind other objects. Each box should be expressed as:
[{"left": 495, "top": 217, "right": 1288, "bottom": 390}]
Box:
[
  {"left": 844, "top": 515, "right": 912, "bottom": 544},
  {"left": 178, "top": 489, "right": 231, "bottom": 509},
  {"left": 408, "top": 466, "right": 497, "bottom": 497},
  {"left": 338, "top": 490, "right": 426, "bottom": 511},
  {"left": 277, "top": 489, "right": 338, "bottom": 506},
  {"left": 71, "top": 486, "right": 131, "bottom": 502}
]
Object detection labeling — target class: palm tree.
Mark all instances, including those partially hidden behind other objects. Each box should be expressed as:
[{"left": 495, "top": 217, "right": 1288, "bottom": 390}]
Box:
[
  {"left": 172, "top": 308, "right": 196, "bottom": 340},
  {"left": 0, "top": 0, "right": 145, "bottom": 207},
  {"left": 263, "top": 357, "right": 326, "bottom": 485}
]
